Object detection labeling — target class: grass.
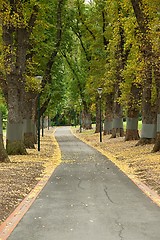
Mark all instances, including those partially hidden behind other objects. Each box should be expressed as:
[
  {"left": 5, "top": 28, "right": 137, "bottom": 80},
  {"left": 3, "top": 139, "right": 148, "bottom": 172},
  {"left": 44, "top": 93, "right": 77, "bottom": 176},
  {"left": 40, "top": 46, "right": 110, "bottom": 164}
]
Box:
[
  {"left": 75, "top": 120, "right": 142, "bottom": 133},
  {"left": 138, "top": 120, "right": 142, "bottom": 130},
  {"left": 123, "top": 120, "right": 142, "bottom": 131}
]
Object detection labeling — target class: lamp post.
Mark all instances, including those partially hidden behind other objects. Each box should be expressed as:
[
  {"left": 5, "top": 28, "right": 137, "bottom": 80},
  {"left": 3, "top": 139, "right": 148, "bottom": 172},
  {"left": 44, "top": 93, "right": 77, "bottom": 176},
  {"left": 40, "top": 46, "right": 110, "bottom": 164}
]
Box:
[
  {"left": 74, "top": 105, "right": 77, "bottom": 127},
  {"left": 35, "top": 76, "right": 43, "bottom": 151},
  {"left": 97, "top": 87, "right": 103, "bottom": 142},
  {"left": 79, "top": 99, "right": 82, "bottom": 133},
  {"left": 42, "top": 114, "right": 44, "bottom": 137}
]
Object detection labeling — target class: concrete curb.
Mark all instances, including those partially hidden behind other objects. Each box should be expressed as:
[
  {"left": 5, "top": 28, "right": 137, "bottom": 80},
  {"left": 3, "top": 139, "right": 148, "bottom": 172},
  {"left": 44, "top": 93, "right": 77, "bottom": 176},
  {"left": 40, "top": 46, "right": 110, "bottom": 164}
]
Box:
[
  {"left": 0, "top": 129, "right": 61, "bottom": 240},
  {"left": 130, "top": 176, "right": 160, "bottom": 207}
]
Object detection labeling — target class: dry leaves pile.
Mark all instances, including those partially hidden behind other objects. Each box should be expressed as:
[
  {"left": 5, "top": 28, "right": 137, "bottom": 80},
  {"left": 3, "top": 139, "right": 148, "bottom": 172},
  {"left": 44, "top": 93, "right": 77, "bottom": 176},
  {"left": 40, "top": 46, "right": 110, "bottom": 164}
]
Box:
[
  {"left": 74, "top": 130, "right": 160, "bottom": 196},
  {"left": 0, "top": 128, "right": 61, "bottom": 225}
]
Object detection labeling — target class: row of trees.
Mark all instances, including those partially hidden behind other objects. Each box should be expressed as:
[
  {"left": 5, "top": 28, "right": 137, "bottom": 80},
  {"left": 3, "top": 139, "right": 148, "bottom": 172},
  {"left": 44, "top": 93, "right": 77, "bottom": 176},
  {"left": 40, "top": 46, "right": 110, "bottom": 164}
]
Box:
[
  {"left": 0, "top": 0, "right": 160, "bottom": 163},
  {"left": 63, "top": 0, "right": 160, "bottom": 152},
  {"left": 0, "top": 0, "right": 67, "bottom": 162}
]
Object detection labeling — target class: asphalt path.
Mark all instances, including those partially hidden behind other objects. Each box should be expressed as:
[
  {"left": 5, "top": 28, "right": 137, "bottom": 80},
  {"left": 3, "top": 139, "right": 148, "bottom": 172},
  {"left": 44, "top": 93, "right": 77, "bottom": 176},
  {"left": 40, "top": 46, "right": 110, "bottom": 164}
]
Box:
[{"left": 8, "top": 126, "right": 160, "bottom": 240}]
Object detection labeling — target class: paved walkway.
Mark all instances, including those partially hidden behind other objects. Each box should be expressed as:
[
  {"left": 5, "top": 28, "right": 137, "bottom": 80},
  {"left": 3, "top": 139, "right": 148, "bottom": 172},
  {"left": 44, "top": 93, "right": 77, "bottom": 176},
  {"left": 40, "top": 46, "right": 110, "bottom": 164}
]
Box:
[{"left": 8, "top": 127, "right": 160, "bottom": 240}]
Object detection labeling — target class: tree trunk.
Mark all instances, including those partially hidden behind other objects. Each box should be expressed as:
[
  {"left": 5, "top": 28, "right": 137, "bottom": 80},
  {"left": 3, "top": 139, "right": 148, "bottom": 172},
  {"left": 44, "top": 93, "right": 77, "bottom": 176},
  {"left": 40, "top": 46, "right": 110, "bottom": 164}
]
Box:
[
  {"left": 104, "top": 93, "right": 113, "bottom": 135},
  {"left": 111, "top": 11, "right": 125, "bottom": 138},
  {"left": 23, "top": 119, "right": 36, "bottom": 149},
  {"left": 83, "top": 111, "right": 92, "bottom": 130},
  {"left": 111, "top": 87, "right": 124, "bottom": 138},
  {"left": 112, "top": 118, "right": 124, "bottom": 138},
  {"left": 152, "top": 56, "right": 160, "bottom": 152},
  {"left": 23, "top": 92, "right": 37, "bottom": 148},
  {"left": 137, "top": 107, "right": 156, "bottom": 145},
  {"left": 2, "top": 3, "right": 39, "bottom": 154},
  {"left": 0, "top": 112, "right": 9, "bottom": 163},
  {"left": 136, "top": 61, "right": 156, "bottom": 145},
  {"left": 6, "top": 82, "right": 27, "bottom": 155},
  {"left": 131, "top": 0, "right": 156, "bottom": 145},
  {"left": 125, "top": 83, "right": 140, "bottom": 141},
  {"left": 152, "top": 132, "right": 160, "bottom": 152},
  {"left": 82, "top": 101, "right": 92, "bottom": 130},
  {"left": 2, "top": 25, "right": 27, "bottom": 154}
]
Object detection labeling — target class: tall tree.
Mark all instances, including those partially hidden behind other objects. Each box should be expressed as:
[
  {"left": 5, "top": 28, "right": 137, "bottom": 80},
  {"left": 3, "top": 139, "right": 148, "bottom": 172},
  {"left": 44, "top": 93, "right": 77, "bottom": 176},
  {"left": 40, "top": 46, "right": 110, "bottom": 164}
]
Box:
[
  {"left": 118, "top": 1, "right": 141, "bottom": 140},
  {"left": 130, "top": 0, "right": 157, "bottom": 145},
  {"left": 1, "top": 1, "right": 39, "bottom": 154},
  {"left": 0, "top": 0, "right": 66, "bottom": 153},
  {"left": 150, "top": 1, "right": 160, "bottom": 151},
  {"left": 62, "top": 0, "right": 93, "bottom": 129},
  {"left": 23, "top": 0, "right": 65, "bottom": 147},
  {"left": 104, "top": 0, "right": 126, "bottom": 138}
]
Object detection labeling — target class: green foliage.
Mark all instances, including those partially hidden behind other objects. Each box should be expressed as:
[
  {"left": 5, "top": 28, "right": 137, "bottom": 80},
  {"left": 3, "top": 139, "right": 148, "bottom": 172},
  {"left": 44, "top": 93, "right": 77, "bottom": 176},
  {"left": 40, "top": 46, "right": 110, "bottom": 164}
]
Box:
[
  {"left": 0, "top": 103, "right": 7, "bottom": 120},
  {"left": 0, "top": 93, "right": 7, "bottom": 125},
  {"left": 1, "top": 0, "right": 160, "bottom": 125}
]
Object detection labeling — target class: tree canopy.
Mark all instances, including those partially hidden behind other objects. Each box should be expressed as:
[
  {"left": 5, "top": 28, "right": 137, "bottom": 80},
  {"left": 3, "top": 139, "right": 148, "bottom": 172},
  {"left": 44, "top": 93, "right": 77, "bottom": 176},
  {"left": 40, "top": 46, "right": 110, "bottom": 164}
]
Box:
[{"left": 0, "top": 0, "right": 160, "bottom": 160}]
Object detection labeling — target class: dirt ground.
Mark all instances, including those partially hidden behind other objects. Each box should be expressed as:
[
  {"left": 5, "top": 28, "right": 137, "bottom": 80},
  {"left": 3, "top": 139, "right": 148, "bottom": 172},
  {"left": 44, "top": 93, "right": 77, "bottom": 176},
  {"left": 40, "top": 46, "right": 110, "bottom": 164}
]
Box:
[
  {"left": 0, "top": 127, "right": 160, "bottom": 225},
  {"left": 0, "top": 128, "right": 61, "bottom": 225},
  {"left": 74, "top": 129, "right": 160, "bottom": 196}
]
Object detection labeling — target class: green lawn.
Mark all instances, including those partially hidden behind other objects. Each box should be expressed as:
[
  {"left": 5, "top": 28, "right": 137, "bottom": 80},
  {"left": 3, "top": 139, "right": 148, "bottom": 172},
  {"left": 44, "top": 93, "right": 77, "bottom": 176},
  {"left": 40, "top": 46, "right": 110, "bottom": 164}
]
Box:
[
  {"left": 123, "top": 120, "right": 142, "bottom": 131},
  {"left": 138, "top": 120, "right": 142, "bottom": 130},
  {"left": 75, "top": 120, "right": 142, "bottom": 132}
]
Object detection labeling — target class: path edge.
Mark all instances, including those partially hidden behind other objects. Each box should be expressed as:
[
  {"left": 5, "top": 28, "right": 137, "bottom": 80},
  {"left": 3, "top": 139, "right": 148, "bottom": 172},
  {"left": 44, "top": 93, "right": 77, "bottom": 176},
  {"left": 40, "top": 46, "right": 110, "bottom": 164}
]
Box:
[
  {"left": 0, "top": 128, "right": 61, "bottom": 240},
  {"left": 71, "top": 129, "right": 160, "bottom": 208}
]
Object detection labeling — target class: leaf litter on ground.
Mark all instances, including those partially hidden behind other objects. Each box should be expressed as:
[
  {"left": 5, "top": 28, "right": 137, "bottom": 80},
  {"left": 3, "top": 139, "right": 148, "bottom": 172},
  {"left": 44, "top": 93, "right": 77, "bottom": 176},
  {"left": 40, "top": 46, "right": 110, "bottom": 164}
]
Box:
[
  {"left": 0, "top": 128, "right": 61, "bottom": 225},
  {"left": 73, "top": 128, "right": 160, "bottom": 196}
]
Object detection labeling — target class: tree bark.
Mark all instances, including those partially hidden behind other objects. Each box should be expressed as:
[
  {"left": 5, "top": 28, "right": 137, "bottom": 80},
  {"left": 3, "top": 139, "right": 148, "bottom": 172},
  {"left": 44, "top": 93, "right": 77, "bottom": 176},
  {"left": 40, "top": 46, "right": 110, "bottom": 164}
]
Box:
[
  {"left": 2, "top": 2, "right": 38, "bottom": 154},
  {"left": 111, "top": 86, "right": 124, "bottom": 138},
  {"left": 6, "top": 82, "right": 27, "bottom": 155},
  {"left": 23, "top": 92, "right": 37, "bottom": 148},
  {"left": 112, "top": 110, "right": 124, "bottom": 138},
  {"left": 111, "top": 7, "right": 125, "bottom": 138},
  {"left": 131, "top": 0, "right": 156, "bottom": 145},
  {"left": 152, "top": 55, "right": 160, "bottom": 152},
  {"left": 125, "top": 83, "right": 140, "bottom": 141},
  {"left": 103, "top": 93, "right": 113, "bottom": 135},
  {"left": 82, "top": 111, "right": 92, "bottom": 130},
  {"left": 136, "top": 49, "right": 156, "bottom": 145},
  {"left": 79, "top": 98, "right": 92, "bottom": 130}
]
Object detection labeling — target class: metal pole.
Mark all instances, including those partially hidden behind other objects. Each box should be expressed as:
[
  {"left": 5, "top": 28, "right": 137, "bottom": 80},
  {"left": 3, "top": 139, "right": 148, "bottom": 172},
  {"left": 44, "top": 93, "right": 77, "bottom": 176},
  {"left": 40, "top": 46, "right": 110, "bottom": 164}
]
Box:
[
  {"left": 99, "top": 96, "right": 102, "bottom": 142},
  {"left": 97, "top": 88, "right": 103, "bottom": 142},
  {"left": 80, "top": 112, "right": 82, "bottom": 133},
  {"left": 80, "top": 104, "right": 82, "bottom": 133},
  {"left": 38, "top": 93, "right": 40, "bottom": 151},
  {"left": 74, "top": 106, "right": 77, "bottom": 128}
]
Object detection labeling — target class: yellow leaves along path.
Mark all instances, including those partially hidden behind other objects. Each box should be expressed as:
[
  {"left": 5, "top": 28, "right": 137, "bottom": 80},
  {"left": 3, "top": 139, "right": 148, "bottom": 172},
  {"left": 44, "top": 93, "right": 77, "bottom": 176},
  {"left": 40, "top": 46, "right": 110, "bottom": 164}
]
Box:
[
  {"left": 0, "top": 128, "right": 61, "bottom": 225},
  {"left": 73, "top": 129, "right": 160, "bottom": 206}
]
